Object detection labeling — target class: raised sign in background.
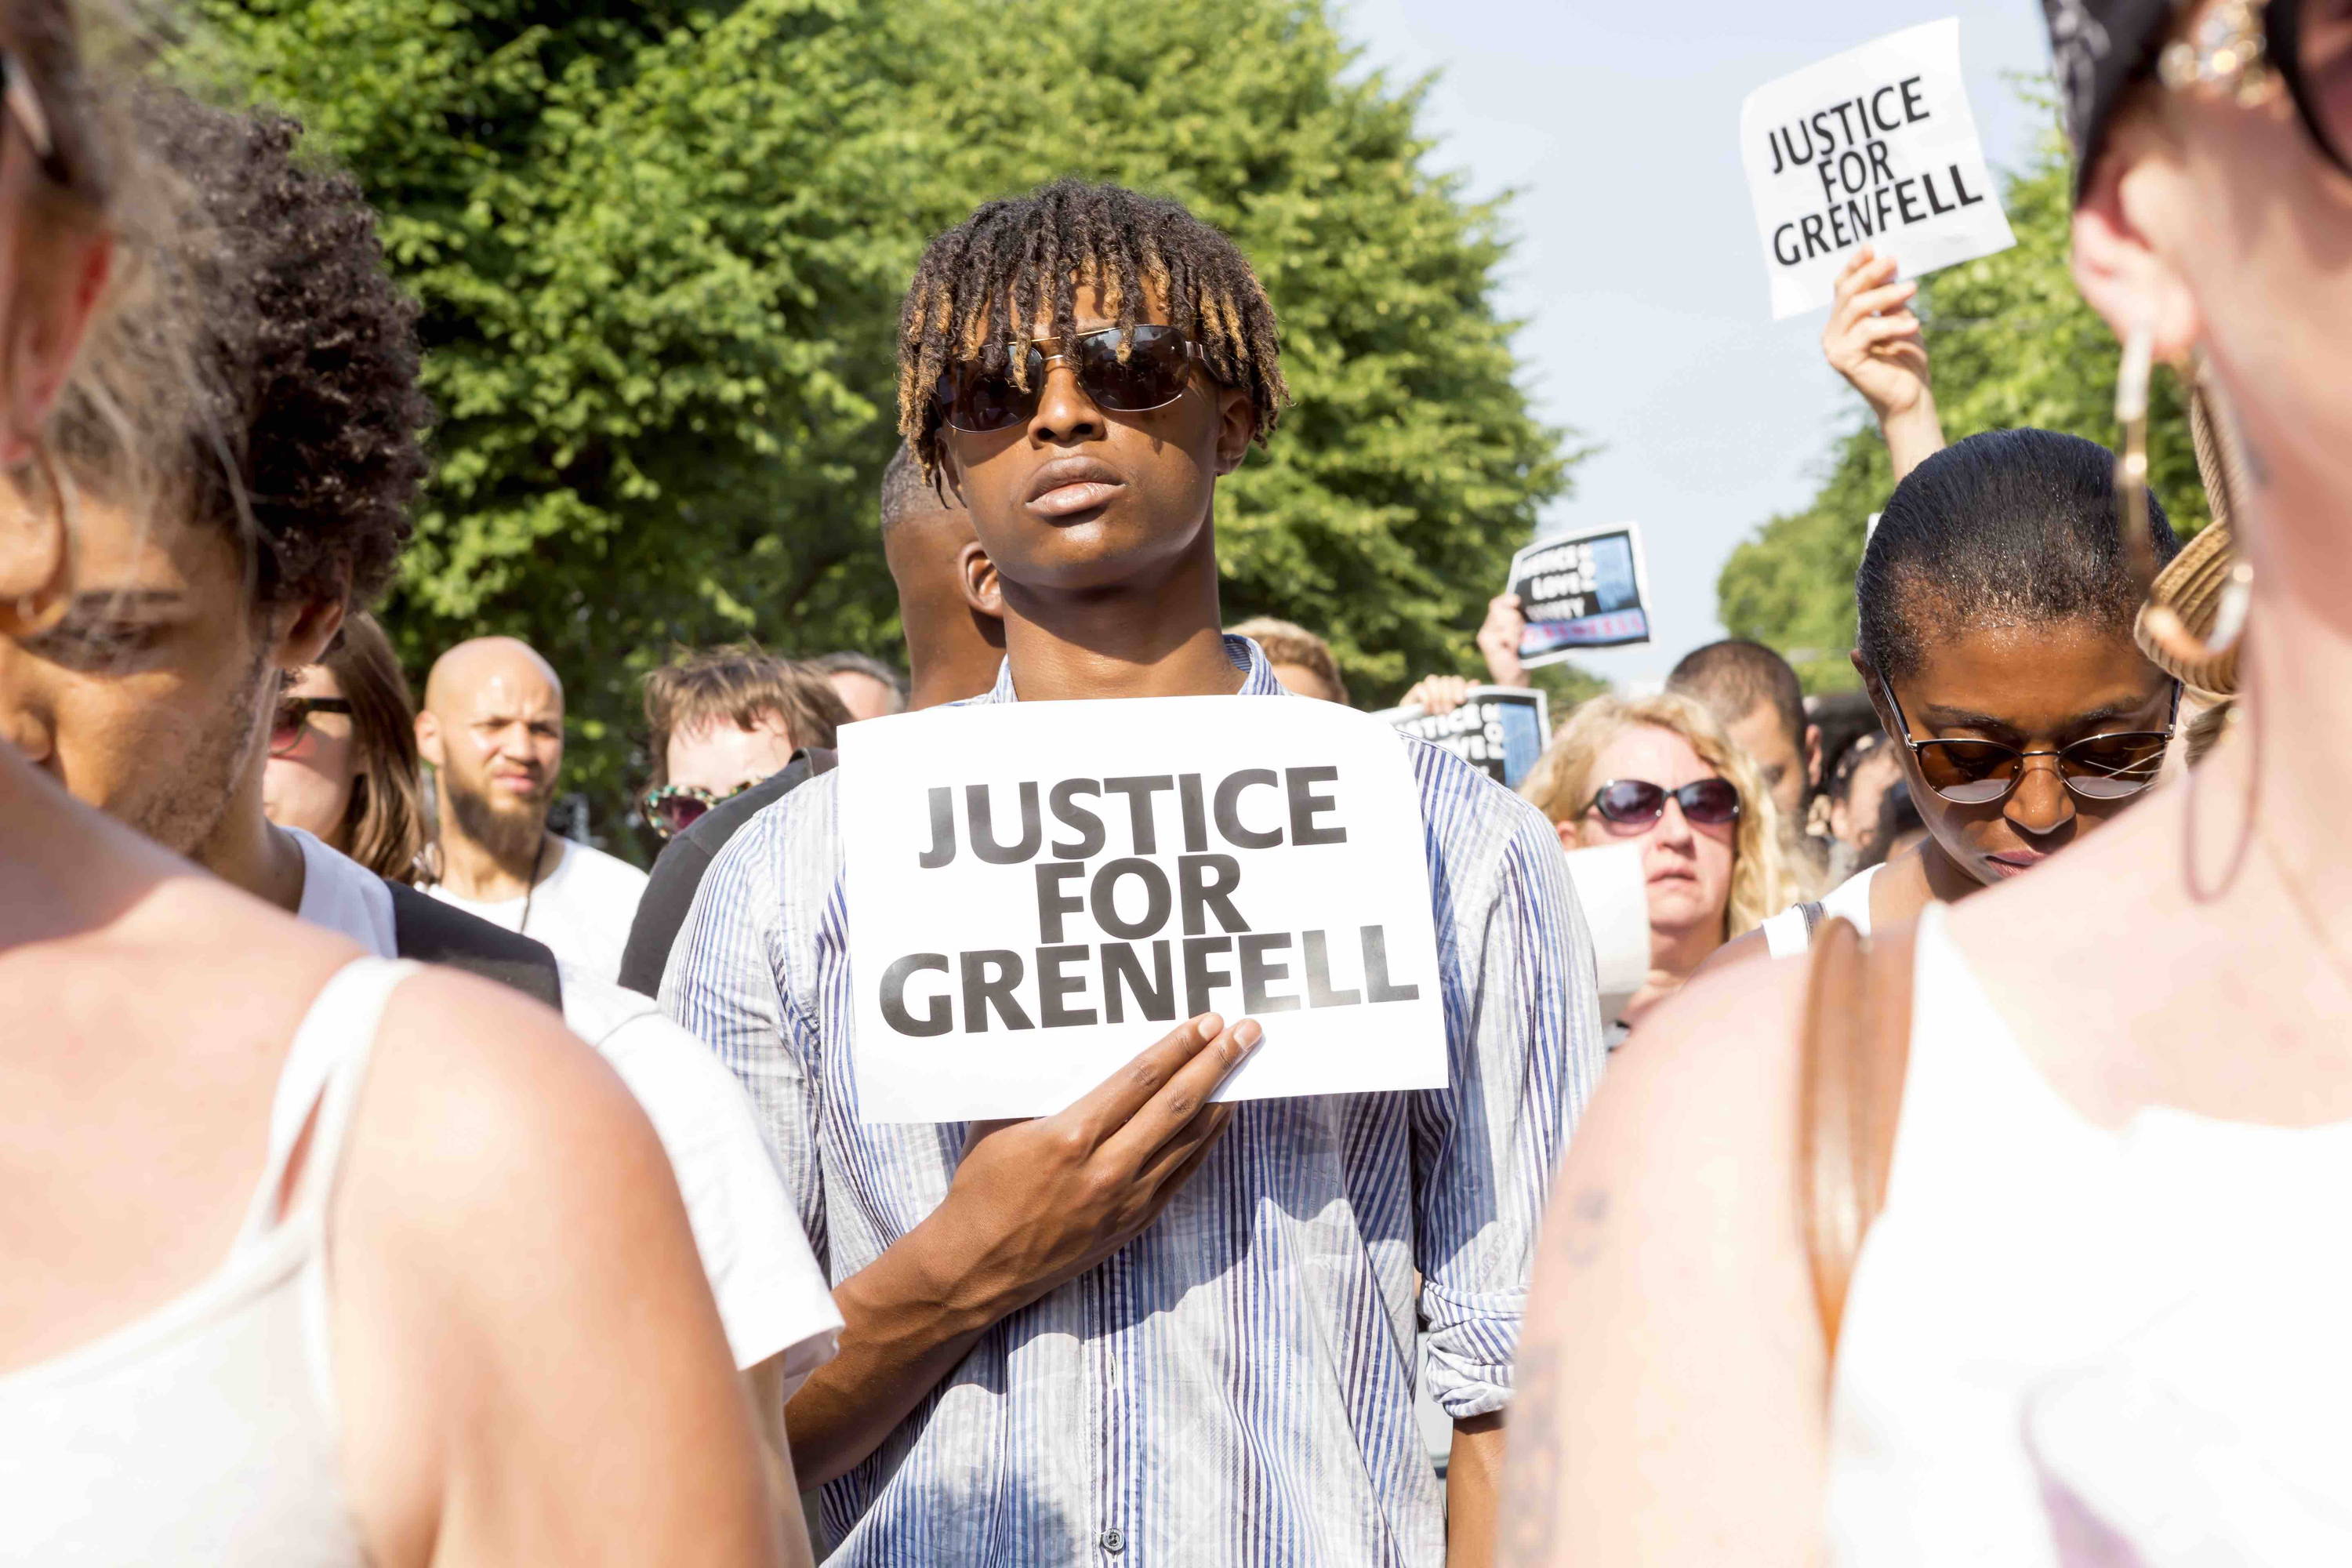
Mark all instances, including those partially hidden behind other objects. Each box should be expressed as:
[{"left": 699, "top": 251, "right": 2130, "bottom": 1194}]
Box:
[{"left": 1740, "top": 18, "right": 2014, "bottom": 320}]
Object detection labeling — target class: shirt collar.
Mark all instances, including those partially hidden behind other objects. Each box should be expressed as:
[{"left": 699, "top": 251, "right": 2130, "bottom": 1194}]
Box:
[{"left": 976, "top": 634, "right": 1287, "bottom": 704}]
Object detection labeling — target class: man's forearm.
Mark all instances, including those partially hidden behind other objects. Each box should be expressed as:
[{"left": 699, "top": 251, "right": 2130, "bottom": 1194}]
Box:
[
  {"left": 783, "top": 1216, "right": 1005, "bottom": 1488},
  {"left": 1446, "top": 1413, "right": 1506, "bottom": 1568}
]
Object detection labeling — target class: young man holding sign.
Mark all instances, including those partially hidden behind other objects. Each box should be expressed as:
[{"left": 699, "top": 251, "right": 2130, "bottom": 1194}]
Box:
[{"left": 666, "top": 179, "right": 1602, "bottom": 1566}]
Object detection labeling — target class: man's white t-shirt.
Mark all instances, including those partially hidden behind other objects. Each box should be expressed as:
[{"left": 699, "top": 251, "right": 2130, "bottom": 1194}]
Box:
[
  {"left": 289, "top": 828, "right": 840, "bottom": 1389},
  {"left": 423, "top": 837, "right": 648, "bottom": 985}
]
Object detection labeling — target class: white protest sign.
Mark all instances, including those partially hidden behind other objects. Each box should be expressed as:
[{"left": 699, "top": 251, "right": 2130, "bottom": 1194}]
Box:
[
  {"left": 1373, "top": 686, "right": 1551, "bottom": 790},
  {"left": 1562, "top": 842, "right": 1650, "bottom": 1025},
  {"left": 1740, "top": 19, "right": 2014, "bottom": 320},
  {"left": 838, "top": 696, "right": 1447, "bottom": 1123}
]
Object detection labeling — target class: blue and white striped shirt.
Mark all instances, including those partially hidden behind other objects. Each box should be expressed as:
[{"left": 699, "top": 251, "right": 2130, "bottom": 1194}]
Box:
[{"left": 664, "top": 637, "right": 1605, "bottom": 1566}]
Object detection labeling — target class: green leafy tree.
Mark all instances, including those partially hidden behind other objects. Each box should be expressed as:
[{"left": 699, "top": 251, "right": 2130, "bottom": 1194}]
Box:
[
  {"left": 1717, "top": 97, "right": 2205, "bottom": 693},
  {"left": 197, "top": 0, "right": 1574, "bottom": 853}
]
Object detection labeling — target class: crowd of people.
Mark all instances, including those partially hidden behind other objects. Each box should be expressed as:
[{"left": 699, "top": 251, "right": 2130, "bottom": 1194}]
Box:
[{"left": 2, "top": 0, "right": 2345, "bottom": 1563}]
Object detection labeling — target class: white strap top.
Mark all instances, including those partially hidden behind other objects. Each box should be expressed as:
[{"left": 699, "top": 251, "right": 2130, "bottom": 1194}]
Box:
[
  {"left": 1825, "top": 906, "right": 2352, "bottom": 1564},
  {"left": 0, "top": 958, "right": 415, "bottom": 1566},
  {"left": 1761, "top": 863, "right": 1880, "bottom": 958}
]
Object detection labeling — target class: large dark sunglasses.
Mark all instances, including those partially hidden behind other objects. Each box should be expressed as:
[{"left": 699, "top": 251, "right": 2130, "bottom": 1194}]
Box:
[
  {"left": 2159, "top": 0, "right": 2352, "bottom": 179},
  {"left": 935, "top": 325, "right": 1206, "bottom": 435},
  {"left": 270, "top": 696, "right": 354, "bottom": 757},
  {"left": 1585, "top": 777, "right": 1744, "bottom": 829},
  {"left": 642, "top": 781, "right": 752, "bottom": 840},
  {"left": 1878, "top": 675, "right": 2183, "bottom": 806}
]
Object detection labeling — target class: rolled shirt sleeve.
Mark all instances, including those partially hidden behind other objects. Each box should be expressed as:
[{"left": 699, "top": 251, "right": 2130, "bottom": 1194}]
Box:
[{"left": 1410, "top": 768, "right": 1606, "bottom": 1419}]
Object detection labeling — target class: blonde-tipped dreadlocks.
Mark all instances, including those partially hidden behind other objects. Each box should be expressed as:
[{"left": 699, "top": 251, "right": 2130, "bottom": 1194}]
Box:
[{"left": 897, "top": 178, "right": 1289, "bottom": 479}]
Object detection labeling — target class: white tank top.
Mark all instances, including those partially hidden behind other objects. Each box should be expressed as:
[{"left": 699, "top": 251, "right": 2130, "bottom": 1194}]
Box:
[
  {"left": 1825, "top": 906, "right": 2352, "bottom": 1563},
  {"left": 1761, "top": 863, "right": 1880, "bottom": 957},
  {"left": 0, "top": 958, "right": 414, "bottom": 1566}
]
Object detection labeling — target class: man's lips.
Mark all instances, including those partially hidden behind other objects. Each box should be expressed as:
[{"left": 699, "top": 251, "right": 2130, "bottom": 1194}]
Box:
[{"left": 1025, "top": 456, "right": 1126, "bottom": 518}]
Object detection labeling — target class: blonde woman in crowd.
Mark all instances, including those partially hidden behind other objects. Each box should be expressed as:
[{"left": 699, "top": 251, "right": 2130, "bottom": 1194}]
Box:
[
  {"left": 0, "top": 11, "right": 783, "bottom": 1563},
  {"left": 1519, "top": 691, "right": 1799, "bottom": 1038}
]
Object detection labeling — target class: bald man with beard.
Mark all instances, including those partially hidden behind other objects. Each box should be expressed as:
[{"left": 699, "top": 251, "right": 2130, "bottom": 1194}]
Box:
[{"left": 419, "top": 636, "right": 648, "bottom": 982}]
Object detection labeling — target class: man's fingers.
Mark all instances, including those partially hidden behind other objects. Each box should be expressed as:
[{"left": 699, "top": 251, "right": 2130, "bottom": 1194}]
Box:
[
  {"left": 1132, "top": 1114, "right": 1235, "bottom": 1221},
  {"left": 1134, "top": 1101, "right": 1233, "bottom": 1192},
  {"left": 1064, "top": 1013, "right": 1225, "bottom": 1142},
  {"left": 1100, "top": 1018, "right": 1260, "bottom": 1172}
]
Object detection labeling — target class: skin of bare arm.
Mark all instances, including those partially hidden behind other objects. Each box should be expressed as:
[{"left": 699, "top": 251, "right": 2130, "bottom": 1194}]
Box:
[
  {"left": 1501, "top": 957, "right": 1828, "bottom": 1567},
  {"left": 326, "top": 970, "right": 782, "bottom": 1568},
  {"left": 1446, "top": 1412, "right": 1506, "bottom": 1567},
  {"left": 784, "top": 1014, "right": 1260, "bottom": 1486},
  {"left": 1823, "top": 248, "right": 1946, "bottom": 483},
  {"left": 745, "top": 1356, "right": 817, "bottom": 1568}
]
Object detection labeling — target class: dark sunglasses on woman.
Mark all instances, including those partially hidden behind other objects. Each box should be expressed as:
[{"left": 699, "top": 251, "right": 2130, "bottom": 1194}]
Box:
[
  {"left": 270, "top": 695, "right": 354, "bottom": 757},
  {"left": 1585, "top": 777, "right": 1744, "bottom": 829},
  {"left": 641, "top": 781, "right": 751, "bottom": 841},
  {"left": 1878, "top": 675, "right": 2183, "bottom": 806},
  {"left": 934, "top": 324, "right": 1207, "bottom": 434}
]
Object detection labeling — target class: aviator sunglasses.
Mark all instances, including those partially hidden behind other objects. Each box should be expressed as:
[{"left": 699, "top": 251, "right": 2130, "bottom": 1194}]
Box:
[
  {"left": 1584, "top": 777, "right": 1744, "bottom": 830},
  {"left": 935, "top": 324, "right": 1207, "bottom": 434},
  {"left": 270, "top": 695, "right": 354, "bottom": 757},
  {"left": 641, "top": 781, "right": 751, "bottom": 840},
  {"left": 1875, "top": 673, "right": 2182, "bottom": 807}
]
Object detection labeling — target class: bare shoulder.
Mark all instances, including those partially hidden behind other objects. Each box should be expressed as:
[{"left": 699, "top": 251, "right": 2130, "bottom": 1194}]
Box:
[
  {"left": 1693, "top": 921, "right": 1777, "bottom": 978},
  {"left": 1507, "top": 957, "right": 1825, "bottom": 1566}
]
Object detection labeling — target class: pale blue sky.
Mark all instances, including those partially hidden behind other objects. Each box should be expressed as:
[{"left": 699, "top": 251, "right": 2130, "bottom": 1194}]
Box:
[{"left": 1332, "top": 1, "right": 2058, "bottom": 686}]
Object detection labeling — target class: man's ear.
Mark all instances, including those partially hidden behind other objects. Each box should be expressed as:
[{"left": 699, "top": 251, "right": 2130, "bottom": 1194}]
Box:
[
  {"left": 1210, "top": 384, "right": 1254, "bottom": 477},
  {"left": 415, "top": 707, "right": 444, "bottom": 771},
  {"left": 1805, "top": 722, "right": 1824, "bottom": 789},
  {"left": 1, "top": 227, "right": 113, "bottom": 468},
  {"left": 267, "top": 593, "right": 347, "bottom": 673},
  {"left": 958, "top": 539, "right": 1004, "bottom": 622},
  {"left": 2071, "top": 115, "right": 2202, "bottom": 365}
]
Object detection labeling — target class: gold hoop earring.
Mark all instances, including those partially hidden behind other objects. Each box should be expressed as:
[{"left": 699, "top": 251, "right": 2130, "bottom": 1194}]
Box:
[
  {"left": 2118, "top": 322, "right": 2252, "bottom": 689},
  {"left": 0, "top": 441, "right": 77, "bottom": 639}
]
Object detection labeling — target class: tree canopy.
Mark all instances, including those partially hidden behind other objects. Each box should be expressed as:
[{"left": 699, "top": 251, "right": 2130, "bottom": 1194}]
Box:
[
  {"left": 194, "top": 0, "right": 1575, "bottom": 852},
  {"left": 1716, "top": 98, "right": 2206, "bottom": 692}
]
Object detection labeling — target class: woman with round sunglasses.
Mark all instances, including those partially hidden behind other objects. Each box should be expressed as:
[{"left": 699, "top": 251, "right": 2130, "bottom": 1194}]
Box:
[
  {"left": 1504, "top": 1, "right": 2352, "bottom": 1560},
  {"left": 1723, "top": 426, "right": 2183, "bottom": 964},
  {"left": 263, "top": 612, "right": 430, "bottom": 883},
  {"left": 1520, "top": 692, "right": 1799, "bottom": 1036},
  {"left": 0, "top": 31, "right": 782, "bottom": 1566}
]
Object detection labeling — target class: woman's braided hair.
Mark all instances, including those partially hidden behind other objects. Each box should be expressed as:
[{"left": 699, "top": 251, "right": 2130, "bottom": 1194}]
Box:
[{"left": 896, "top": 178, "right": 1288, "bottom": 479}]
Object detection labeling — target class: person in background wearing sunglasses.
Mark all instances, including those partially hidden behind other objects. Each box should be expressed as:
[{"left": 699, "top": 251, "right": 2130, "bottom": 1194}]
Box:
[
  {"left": 666, "top": 177, "right": 1601, "bottom": 1566},
  {"left": 263, "top": 612, "right": 428, "bottom": 882},
  {"left": 416, "top": 633, "right": 648, "bottom": 985},
  {"left": 640, "top": 645, "right": 848, "bottom": 842},
  {"left": 615, "top": 443, "right": 1005, "bottom": 997},
  {"left": 1520, "top": 692, "right": 1800, "bottom": 1040},
  {"left": 1710, "top": 426, "right": 2180, "bottom": 965}
]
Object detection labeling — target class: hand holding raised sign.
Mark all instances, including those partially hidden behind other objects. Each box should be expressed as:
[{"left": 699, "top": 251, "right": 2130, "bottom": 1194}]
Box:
[
  {"left": 1823, "top": 248, "right": 1947, "bottom": 481},
  {"left": 927, "top": 1011, "right": 1261, "bottom": 1316}
]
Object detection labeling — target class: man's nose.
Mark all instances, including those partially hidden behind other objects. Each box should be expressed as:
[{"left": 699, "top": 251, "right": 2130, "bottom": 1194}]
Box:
[{"left": 1027, "top": 357, "right": 1105, "bottom": 445}]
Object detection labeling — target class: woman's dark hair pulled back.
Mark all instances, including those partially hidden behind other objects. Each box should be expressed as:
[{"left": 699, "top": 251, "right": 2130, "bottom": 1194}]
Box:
[{"left": 1857, "top": 426, "right": 2180, "bottom": 682}]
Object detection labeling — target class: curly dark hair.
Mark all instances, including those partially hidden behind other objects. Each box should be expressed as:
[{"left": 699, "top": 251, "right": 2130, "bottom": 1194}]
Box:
[
  {"left": 56, "top": 87, "right": 430, "bottom": 611},
  {"left": 895, "top": 178, "right": 1287, "bottom": 481}
]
